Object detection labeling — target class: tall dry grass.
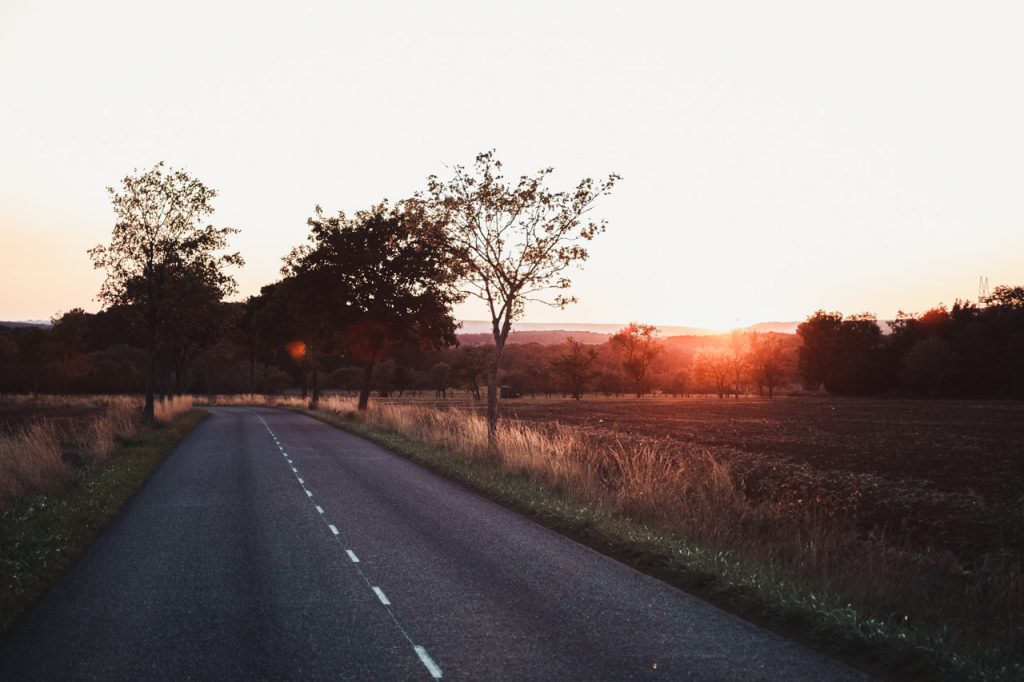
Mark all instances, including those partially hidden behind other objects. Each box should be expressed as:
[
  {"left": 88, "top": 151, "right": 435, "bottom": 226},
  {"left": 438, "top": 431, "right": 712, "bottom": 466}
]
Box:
[
  {"left": 203, "top": 392, "right": 1020, "bottom": 664},
  {"left": 0, "top": 395, "right": 193, "bottom": 512}
]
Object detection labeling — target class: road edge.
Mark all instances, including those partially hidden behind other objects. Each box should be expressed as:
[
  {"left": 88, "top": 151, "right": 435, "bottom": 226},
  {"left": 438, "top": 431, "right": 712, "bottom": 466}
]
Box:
[{"left": 0, "top": 409, "right": 209, "bottom": 634}]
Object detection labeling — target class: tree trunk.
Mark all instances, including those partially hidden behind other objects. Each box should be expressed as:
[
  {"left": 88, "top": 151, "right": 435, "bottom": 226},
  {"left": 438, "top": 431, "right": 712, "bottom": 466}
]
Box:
[
  {"left": 486, "top": 312, "right": 512, "bottom": 446},
  {"left": 485, "top": 363, "right": 499, "bottom": 443},
  {"left": 357, "top": 361, "right": 374, "bottom": 411}
]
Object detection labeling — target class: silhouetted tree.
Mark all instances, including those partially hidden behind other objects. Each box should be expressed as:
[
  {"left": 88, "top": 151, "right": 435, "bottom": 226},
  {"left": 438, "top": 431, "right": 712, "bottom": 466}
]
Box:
[
  {"left": 749, "top": 332, "right": 787, "bottom": 398},
  {"left": 900, "top": 336, "right": 957, "bottom": 396},
  {"left": 431, "top": 362, "right": 453, "bottom": 398},
  {"left": 610, "top": 323, "right": 660, "bottom": 397},
  {"left": 551, "top": 337, "right": 598, "bottom": 400},
  {"left": 693, "top": 347, "right": 731, "bottom": 398},
  {"left": 453, "top": 345, "right": 490, "bottom": 400},
  {"left": 47, "top": 309, "right": 90, "bottom": 391},
  {"left": 88, "top": 162, "right": 242, "bottom": 423},
  {"left": 284, "top": 202, "right": 461, "bottom": 410},
  {"left": 796, "top": 311, "right": 885, "bottom": 395},
  {"left": 425, "top": 151, "right": 619, "bottom": 441},
  {"left": 727, "top": 330, "right": 748, "bottom": 398}
]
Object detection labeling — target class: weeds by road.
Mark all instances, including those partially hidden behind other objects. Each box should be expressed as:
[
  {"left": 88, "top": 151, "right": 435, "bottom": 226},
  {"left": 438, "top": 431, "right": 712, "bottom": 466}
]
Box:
[{"left": 0, "top": 402, "right": 203, "bottom": 633}]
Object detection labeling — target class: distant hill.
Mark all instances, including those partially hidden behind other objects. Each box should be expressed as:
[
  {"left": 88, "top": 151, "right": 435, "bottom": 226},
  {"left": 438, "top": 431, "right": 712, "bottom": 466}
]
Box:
[
  {"left": 741, "top": 321, "right": 800, "bottom": 334},
  {"left": 457, "top": 320, "right": 721, "bottom": 337},
  {"left": 457, "top": 328, "right": 802, "bottom": 347},
  {"left": 455, "top": 319, "right": 804, "bottom": 346},
  {"left": 0, "top": 320, "right": 51, "bottom": 329}
]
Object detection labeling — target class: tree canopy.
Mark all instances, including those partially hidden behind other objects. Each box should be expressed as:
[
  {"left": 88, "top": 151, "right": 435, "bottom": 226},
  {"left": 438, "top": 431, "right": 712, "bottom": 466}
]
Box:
[
  {"left": 282, "top": 201, "right": 462, "bottom": 409},
  {"left": 88, "top": 162, "right": 242, "bottom": 422}
]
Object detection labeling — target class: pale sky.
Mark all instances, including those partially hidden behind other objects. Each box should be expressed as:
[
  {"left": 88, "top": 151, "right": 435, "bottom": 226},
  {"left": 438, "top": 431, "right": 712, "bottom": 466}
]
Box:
[{"left": 1, "top": 1, "right": 1021, "bottom": 331}]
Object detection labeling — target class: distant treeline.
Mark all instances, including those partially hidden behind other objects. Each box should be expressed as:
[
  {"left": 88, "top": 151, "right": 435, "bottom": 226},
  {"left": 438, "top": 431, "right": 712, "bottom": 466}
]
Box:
[
  {"left": 2, "top": 284, "right": 1021, "bottom": 399},
  {"left": 797, "top": 285, "right": 1024, "bottom": 397},
  {"left": 0, "top": 306, "right": 790, "bottom": 399}
]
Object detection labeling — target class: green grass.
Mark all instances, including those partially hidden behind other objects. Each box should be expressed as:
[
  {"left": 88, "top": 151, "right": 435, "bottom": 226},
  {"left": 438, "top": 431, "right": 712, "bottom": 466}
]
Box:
[
  {"left": 0, "top": 410, "right": 207, "bottom": 633},
  {"left": 304, "top": 408, "right": 1022, "bottom": 682}
]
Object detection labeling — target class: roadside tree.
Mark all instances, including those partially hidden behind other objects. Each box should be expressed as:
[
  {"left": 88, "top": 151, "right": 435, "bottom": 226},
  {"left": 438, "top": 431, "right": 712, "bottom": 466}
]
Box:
[
  {"left": 284, "top": 202, "right": 461, "bottom": 410},
  {"left": 425, "top": 151, "right": 619, "bottom": 440},
  {"left": 88, "top": 163, "right": 242, "bottom": 423}
]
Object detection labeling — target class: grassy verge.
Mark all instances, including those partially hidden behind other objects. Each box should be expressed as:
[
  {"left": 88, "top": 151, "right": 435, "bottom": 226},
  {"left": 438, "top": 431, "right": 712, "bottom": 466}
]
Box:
[
  {"left": 0, "top": 409, "right": 207, "bottom": 633},
  {"left": 302, "top": 407, "right": 1019, "bottom": 682}
]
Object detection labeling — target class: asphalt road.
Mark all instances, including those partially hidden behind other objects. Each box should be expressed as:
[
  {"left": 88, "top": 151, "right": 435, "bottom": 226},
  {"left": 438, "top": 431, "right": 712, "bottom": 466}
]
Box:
[{"left": 0, "top": 407, "right": 868, "bottom": 680}]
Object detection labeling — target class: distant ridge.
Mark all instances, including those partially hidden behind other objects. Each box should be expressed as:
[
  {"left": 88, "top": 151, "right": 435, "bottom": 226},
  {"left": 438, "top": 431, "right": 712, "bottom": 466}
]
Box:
[
  {"left": 456, "top": 320, "right": 803, "bottom": 346},
  {"left": 0, "top": 320, "right": 51, "bottom": 329},
  {"left": 457, "top": 320, "right": 720, "bottom": 337}
]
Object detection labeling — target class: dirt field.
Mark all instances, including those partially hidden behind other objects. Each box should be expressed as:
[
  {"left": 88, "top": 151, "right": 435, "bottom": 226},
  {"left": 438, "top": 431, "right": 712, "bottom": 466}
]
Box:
[{"left": 479, "top": 396, "right": 1024, "bottom": 561}]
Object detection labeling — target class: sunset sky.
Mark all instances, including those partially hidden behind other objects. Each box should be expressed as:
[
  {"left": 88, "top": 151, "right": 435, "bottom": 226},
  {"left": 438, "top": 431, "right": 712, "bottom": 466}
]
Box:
[{"left": 1, "top": 1, "right": 1021, "bottom": 331}]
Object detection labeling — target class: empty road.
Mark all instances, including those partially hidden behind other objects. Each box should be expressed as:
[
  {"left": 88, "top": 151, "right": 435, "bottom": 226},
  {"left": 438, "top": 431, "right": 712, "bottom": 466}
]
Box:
[{"left": 0, "top": 407, "right": 867, "bottom": 680}]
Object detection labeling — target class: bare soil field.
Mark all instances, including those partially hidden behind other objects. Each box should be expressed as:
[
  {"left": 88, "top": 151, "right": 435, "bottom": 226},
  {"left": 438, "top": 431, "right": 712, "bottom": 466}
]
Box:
[{"left": 485, "top": 397, "right": 1024, "bottom": 561}]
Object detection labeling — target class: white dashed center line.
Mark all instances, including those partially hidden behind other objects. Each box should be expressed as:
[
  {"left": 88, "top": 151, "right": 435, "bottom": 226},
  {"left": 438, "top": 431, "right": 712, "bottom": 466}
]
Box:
[
  {"left": 256, "top": 413, "right": 443, "bottom": 680},
  {"left": 415, "top": 646, "right": 444, "bottom": 679}
]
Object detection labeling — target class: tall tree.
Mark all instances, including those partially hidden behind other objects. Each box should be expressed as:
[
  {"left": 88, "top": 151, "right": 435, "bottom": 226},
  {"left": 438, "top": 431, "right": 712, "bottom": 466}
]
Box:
[
  {"left": 425, "top": 151, "right": 619, "bottom": 440},
  {"left": 610, "top": 323, "right": 660, "bottom": 397},
  {"left": 283, "top": 201, "right": 461, "bottom": 410},
  {"left": 89, "top": 163, "right": 243, "bottom": 423}
]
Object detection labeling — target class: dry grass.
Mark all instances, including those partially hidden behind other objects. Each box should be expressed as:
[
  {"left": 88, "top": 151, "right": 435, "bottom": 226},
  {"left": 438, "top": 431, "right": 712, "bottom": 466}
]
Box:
[
  {"left": 0, "top": 395, "right": 193, "bottom": 512},
  {"left": 204, "top": 392, "right": 1022, "bottom": 675}
]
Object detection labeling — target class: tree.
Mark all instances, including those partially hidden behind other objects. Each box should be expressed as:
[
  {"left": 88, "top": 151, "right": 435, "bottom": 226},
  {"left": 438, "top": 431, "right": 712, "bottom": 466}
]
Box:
[
  {"left": 796, "top": 311, "right": 885, "bottom": 395},
  {"left": 47, "top": 309, "right": 90, "bottom": 391},
  {"left": 425, "top": 151, "right": 619, "bottom": 441},
  {"left": 748, "top": 332, "right": 788, "bottom": 398},
  {"left": 283, "top": 201, "right": 461, "bottom": 410},
  {"left": 431, "top": 362, "right": 453, "bottom": 398},
  {"left": 727, "top": 330, "right": 748, "bottom": 398},
  {"left": 796, "top": 311, "right": 843, "bottom": 391},
  {"left": 900, "top": 336, "right": 957, "bottom": 397},
  {"left": 453, "top": 345, "right": 490, "bottom": 400},
  {"left": 550, "top": 337, "right": 598, "bottom": 400},
  {"left": 660, "top": 369, "right": 689, "bottom": 397},
  {"left": 693, "top": 347, "right": 731, "bottom": 398},
  {"left": 610, "top": 323, "right": 660, "bottom": 397},
  {"left": 89, "top": 162, "right": 242, "bottom": 423}
]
